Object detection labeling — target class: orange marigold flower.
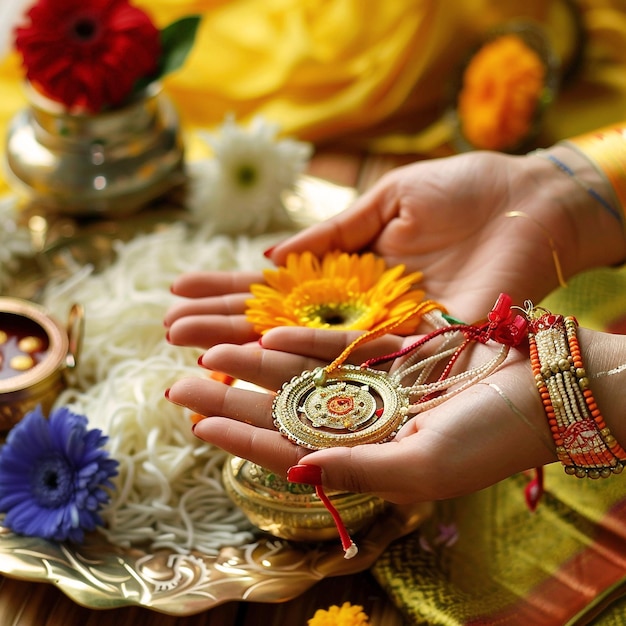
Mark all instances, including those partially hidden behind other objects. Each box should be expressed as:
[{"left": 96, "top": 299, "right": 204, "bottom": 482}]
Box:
[
  {"left": 458, "top": 34, "right": 546, "bottom": 151},
  {"left": 245, "top": 251, "right": 427, "bottom": 335},
  {"left": 307, "top": 602, "right": 370, "bottom": 626}
]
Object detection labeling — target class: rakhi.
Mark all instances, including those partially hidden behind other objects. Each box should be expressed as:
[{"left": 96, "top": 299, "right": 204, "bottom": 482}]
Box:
[
  {"left": 278, "top": 293, "right": 527, "bottom": 557},
  {"left": 274, "top": 293, "right": 528, "bottom": 450}
]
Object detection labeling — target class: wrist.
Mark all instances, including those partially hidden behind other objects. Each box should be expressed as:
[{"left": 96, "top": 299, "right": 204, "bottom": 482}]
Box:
[
  {"left": 563, "top": 124, "right": 626, "bottom": 221},
  {"left": 521, "top": 145, "right": 626, "bottom": 274},
  {"left": 580, "top": 328, "right": 626, "bottom": 452}
]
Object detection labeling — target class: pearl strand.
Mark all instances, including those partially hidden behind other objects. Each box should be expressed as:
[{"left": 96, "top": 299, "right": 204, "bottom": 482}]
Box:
[{"left": 402, "top": 344, "right": 510, "bottom": 413}]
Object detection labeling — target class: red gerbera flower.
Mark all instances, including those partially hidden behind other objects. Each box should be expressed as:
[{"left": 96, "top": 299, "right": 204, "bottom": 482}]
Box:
[{"left": 15, "top": 0, "right": 161, "bottom": 112}]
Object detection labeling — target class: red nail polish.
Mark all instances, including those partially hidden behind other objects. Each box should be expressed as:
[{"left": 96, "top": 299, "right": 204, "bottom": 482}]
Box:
[
  {"left": 197, "top": 354, "right": 205, "bottom": 367},
  {"left": 164, "top": 388, "right": 170, "bottom": 399},
  {"left": 165, "top": 330, "right": 171, "bottom": 343},
  {"left": 287, "top": 464, "right": 322, "bottom": 485},
  {"left": 263, "top": 245, "right": 276, "bottom": 259}
]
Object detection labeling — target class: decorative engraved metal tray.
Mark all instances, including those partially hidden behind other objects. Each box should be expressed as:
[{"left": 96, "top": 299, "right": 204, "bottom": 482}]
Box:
[{"left": 0, "top": 502, "right": 430, "bottom": 614}]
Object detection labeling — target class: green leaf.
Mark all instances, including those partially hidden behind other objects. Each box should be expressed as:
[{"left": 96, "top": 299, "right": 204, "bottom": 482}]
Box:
[
  {"left": 157, "top": 15, "right": 202, "bottom": 79},
  {"left": 130, "top": 15, "right": 201, "bottom": 95}
]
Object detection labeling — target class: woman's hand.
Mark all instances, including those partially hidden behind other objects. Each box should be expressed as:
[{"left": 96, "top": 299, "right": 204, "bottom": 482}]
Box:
[
  {"left": 166, "top": 325, "right": 559, "bottom": 504},
  {"left": 164, "top": 270, "right": 264, "bottom": 349},
  {"left": 264, "top": 151, "right": 589, "bottom": 321},
  {"left": 165, "top": 148, "right": 625, "bottom": 351},
  {"left": 165, "top": 152, "right": 552, "bottom": 348}
]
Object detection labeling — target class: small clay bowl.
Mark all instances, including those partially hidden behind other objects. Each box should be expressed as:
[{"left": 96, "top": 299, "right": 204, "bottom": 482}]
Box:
[
  {"left": 222, "top": 455, "right": 387, "bottom": 542},
  {"left": 0, "top": 297, "right": 83, "bottom": 432}
]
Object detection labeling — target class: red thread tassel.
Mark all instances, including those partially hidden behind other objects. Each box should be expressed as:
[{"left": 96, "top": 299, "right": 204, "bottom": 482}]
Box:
[
  {"left": 287, "top": 464, "right": 358, "bottom": 558},
  {"left": 524, "top": 466, "right": 544, "bottom": 512},
  {"left": 315, "top": 485, "right": 358, "bottom": 559}
]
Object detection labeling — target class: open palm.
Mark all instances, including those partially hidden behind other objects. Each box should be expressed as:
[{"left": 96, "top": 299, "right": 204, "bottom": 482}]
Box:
[{"left": 268, "top": 152, "right": 578, "bottom": 322}]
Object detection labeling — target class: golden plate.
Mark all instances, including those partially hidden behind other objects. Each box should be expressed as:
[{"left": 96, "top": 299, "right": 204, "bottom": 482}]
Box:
[{"left": 0, "top": 502, "right": 430, "bottom": 615}]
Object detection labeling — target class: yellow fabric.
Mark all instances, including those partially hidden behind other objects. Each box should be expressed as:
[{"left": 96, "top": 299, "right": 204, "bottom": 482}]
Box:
[
  {"left": 372, "top": 468, "right": 626, "bottom": 625},
  {"left": 2, "top": 0, "right": 626, "bottom": 191},
  {"left": 125, "top": 0, "right": 626, "bottom": 148}
]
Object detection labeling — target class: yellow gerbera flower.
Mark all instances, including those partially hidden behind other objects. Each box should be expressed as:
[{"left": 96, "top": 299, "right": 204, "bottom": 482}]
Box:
[
  {"left": 307, "top": 602, "right": 370, "bottom": 626},
  {"left": 246, "top": 251, "right": 427, "bottom": 335}
]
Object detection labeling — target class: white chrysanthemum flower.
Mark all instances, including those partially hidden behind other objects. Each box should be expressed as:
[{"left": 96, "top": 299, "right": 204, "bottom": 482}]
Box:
[
  {"left": 0, "top": 196, "right": 34, "bottom": 293},
  {"left": 193, "top": 116, "right": 313, "bottom": 235},
  {"left": 0, "top": 0, "right": 34, "bottom": 59}
]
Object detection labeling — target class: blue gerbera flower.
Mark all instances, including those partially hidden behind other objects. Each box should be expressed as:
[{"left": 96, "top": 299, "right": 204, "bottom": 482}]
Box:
[{"left": 0, "top": 405, "right": 118, "bottom": 543}]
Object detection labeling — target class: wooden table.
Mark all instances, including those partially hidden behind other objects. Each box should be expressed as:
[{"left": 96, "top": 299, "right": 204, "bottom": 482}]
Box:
[
  {"left": 0, "top": 569, "right": 406, "bottom": 625},
  {"left": 0, "top": 148, "right": 423, "bottom": 626}
]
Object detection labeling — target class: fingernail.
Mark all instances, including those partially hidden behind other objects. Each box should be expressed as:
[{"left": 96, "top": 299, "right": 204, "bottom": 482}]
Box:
[
  {"left": 164, "top": 388, "right": 170, "bottom": 399},
  {"left": 191, "top": 413, "right": 206, "bottom": 436},
  {"left": 197, "top": 354, "right": 205, "bottom": 367},
  {"left": 287, "top": 464, "right": 322, "bottom": 485},
  {"left": 210, "top": 371, "right": 235, "bottom": 385},
  {"left": 165, "top": 330, "right": 171, "bottom": 343},
  {"left": 263, "top": 245, "right": 276, "bottom": 259},
  {"left": 258, "top": 336, "right": 264, "bottom": 346}
]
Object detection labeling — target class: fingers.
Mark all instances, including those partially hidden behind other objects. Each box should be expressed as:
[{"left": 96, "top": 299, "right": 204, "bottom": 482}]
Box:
[
  {"left": 198, "top": 327, "right": 406, "bottom": 392},
  {"left": 295, "top": 442, "right": 433, "bottom": 504},
  {"left": 183, "top": 386, "right": 440, "bottom": 503},
  {"left": 191, "top": 415, "right": 442, "bottom": 504},
  {"left": 260, "top": 326, "right": 405, "bottom": 365},
  {"left": 170, "top": 271, "right": 264, "bottom": 298},
  {"left": 200, "top": 342, "right": 326, "bottom": 392},
  {"left": 196, "top": 327, "right": 405, "bottom": 392},
  {"left": 167, "top": 376, "right": 276, "bottom": 429},
  {"left": 165, "top": 271, "right": 264, "bottom": 347},
  {"left": 167, "top": 314, "right": 258, "bottom": 348},
  {"left": 164, "top": 293, "right": 251, "bottom": 327},
  {"left": 267, "top": 184, "right": 391, "bottom": 265},
  {"left": 289, "top": 431, "right": 481, "bottom": 504},
  {"left": 192, "top": 417, "right": 307, "bottom": 475}
]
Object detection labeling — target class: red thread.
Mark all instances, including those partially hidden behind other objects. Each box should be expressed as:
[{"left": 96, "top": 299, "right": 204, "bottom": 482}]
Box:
[
  {"left": 361, "top": 293, "right": 526, "bottom": 371},
  {"left": 524, "top": 466, "right": 544, "bottom": 511},
  {"left": 315, "top": 484, "right": 358, "bottom": 559}
]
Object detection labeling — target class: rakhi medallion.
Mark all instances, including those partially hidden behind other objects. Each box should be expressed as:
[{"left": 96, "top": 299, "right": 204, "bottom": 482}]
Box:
[{"left": 272, "top": 364, "right": 409, "bottom": 449}]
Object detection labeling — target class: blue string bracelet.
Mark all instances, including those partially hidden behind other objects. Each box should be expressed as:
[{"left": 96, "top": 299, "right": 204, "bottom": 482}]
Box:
[{"left": 530, "top": 149, "right": 623, "bottom": 226}]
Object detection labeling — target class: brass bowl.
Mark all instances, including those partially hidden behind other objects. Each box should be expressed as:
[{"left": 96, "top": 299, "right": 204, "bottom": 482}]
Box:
[
  {"left": 4, "top": 83, "right": 184, "bottom": 217},
  {"left": 222, "top": 455, "right": 387, "bottom": 542},
  {"left": 0, "top": 297, "right": 82, "bottom": 432}
]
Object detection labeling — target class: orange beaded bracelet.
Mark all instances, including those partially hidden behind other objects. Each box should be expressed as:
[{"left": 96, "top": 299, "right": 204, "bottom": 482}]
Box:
[
  {"left": 563, "top": 122, "right": 626, "bottom": 225},
  {"left": 527, "top": 307, "right": 626, "bottom": 478}
]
